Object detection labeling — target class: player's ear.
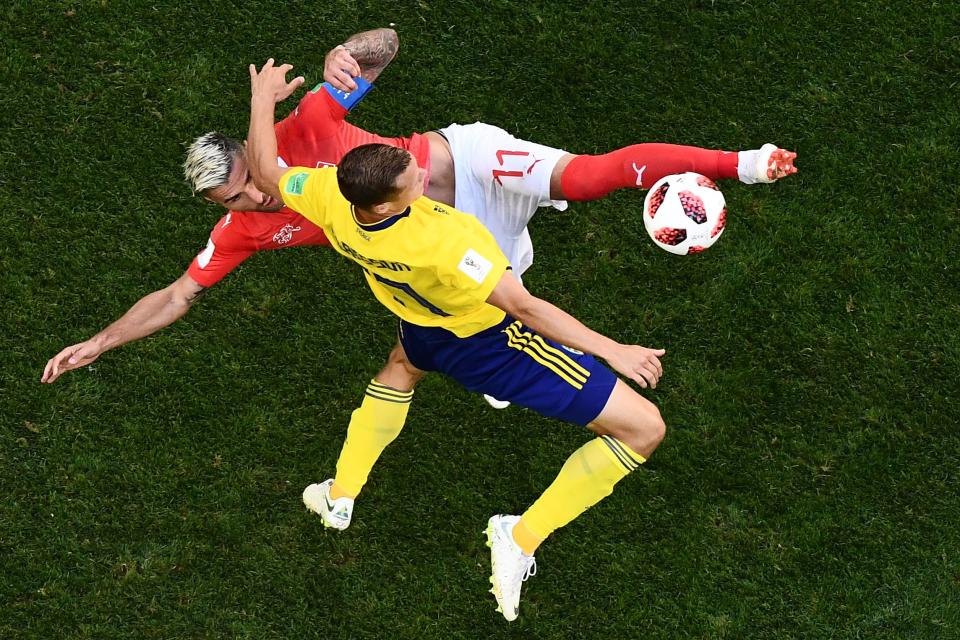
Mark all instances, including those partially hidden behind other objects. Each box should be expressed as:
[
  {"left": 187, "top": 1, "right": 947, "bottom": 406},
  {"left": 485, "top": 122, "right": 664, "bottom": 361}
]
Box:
[{"left": 371, "top": 202, "right": 391, "bottom": 216}]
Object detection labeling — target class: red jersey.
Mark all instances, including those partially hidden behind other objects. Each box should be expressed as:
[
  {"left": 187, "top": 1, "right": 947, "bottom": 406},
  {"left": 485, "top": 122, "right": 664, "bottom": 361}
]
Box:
[{"left": 187, "top": 87, "right": 431, "bottom": 287}]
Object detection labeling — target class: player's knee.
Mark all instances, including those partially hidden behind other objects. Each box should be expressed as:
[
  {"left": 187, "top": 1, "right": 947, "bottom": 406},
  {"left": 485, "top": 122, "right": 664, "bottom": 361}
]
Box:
[
  {"left": 644, "top": 406, "right": 667, "bottom": 448},
  {"left": 619, "top": 405, "right": 666, "bottom": 458},
  {"left": 378, "top": 343, "right": 425, "bottom": 391},
  {"left": 592, "top": 381, "right": 666, "bottom": 457},
  {"left": 390, "top": 345, "right": 423, "bottom": 378}
]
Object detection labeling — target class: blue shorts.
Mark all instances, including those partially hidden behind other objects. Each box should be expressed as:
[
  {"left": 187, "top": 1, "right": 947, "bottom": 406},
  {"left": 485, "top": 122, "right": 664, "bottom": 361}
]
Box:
[{"left": 399, "top": 316, "right": 618, "bottom": 426}]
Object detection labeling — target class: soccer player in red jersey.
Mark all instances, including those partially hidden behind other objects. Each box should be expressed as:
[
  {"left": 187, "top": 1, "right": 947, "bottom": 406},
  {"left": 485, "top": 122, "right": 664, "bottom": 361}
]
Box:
[{"left": 41, "top": 27, "right": 796, "bottom": 384}]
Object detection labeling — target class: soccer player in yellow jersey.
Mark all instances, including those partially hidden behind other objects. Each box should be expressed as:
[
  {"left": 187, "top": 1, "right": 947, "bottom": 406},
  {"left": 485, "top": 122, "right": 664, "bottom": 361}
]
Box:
[{"left": 249, "top": 60, "right": 667, "bottom": 621}]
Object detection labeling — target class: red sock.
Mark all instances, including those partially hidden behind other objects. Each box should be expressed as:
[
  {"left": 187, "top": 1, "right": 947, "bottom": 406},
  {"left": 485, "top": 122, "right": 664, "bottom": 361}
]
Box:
[{"left": 559, "top": 144, "right": 740, "bottom": 201}]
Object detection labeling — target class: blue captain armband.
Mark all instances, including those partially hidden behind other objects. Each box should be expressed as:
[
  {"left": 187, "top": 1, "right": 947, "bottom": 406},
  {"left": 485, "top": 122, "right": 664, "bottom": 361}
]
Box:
[{"left": 314, "top": 76, "right": 374, "bottom": 112}]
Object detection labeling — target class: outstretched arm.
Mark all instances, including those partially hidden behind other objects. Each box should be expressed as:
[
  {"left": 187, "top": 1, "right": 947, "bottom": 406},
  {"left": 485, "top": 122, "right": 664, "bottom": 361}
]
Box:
[
  {"left": 324, "top": 27, "right": 399, "bottom": 92},
  {"left": 247, "top": 59, "right": 304, "bottom": 200},
  {"left": 486, "top": 272, "right": 665, "bottom": 389},
  {"left": 41, "top": 272, "right": 206, "bottom": 383}
]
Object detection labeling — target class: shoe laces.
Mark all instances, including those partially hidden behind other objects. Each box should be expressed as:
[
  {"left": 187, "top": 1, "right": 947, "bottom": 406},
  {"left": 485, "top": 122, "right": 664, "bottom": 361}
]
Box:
[{"left": 521, "top": 556, "right": 537, "bottom": 582}]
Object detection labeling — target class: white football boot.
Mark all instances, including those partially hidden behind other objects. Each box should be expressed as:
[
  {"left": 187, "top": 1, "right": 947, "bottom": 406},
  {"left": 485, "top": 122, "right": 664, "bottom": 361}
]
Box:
[
  {"left": 738, "top": 143, "right": 798, "bottom": 184},
  {"left": 485, "top": 514, "right": 537, "bottom": 621},
  {"left": 302, "top": 479, "right": 353, "bottom": 531},
  {"left": 483, "top": 394, "right": 511, "bottom": 410}
]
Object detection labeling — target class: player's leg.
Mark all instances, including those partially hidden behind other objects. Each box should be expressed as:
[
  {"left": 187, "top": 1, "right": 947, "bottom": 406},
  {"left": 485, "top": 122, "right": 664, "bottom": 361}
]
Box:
[
  {"left": 438, "top": 122, "right": 569, "bottom": 276},
  {"left": 508, "top": 379, "right": 664, "bottom": 557},
  {"left": 485, "top": 376, "right": 663, "bottom": 620},
  {"left": 441, "top": 320, "right": 654, "bottom": 619},
  {"left": 302, "top": 341, "right": 425, "bottom": 529},
  {"left": 331, "top": 341, "right": 425, "bottom": 499},
  {"left": 444, "top": 122, "right": 796, "bottom": 224},
  {"left": 553, "top": 143, "right": 798, "bottom": 200}
]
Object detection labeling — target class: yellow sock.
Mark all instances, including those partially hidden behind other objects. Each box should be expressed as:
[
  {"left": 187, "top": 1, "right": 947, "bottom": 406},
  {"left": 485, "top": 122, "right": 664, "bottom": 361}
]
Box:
[
  {"left": 332, "top": 380, "right": 413, "bottom": 499},
  {"left": 511, "top": 519, "right": 543, "bottom": 555},
  {"left": 514, "top": 436, "right": 645, "bottom": 554}
]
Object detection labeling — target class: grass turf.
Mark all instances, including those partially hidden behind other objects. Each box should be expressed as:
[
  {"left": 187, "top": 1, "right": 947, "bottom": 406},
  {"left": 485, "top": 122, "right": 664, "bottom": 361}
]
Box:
[{"left": 2, "top": 1, "right": 959, "bottom": 638}]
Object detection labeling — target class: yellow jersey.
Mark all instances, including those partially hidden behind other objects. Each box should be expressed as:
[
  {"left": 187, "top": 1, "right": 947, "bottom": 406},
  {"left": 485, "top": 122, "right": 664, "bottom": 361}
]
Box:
[{"left": 278, "top": 166, "right": 510, "bottom": 337}]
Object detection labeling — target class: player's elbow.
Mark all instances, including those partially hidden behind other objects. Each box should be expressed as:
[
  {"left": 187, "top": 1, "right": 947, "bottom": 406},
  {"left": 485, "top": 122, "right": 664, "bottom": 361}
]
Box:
[
  {"left": 487, "top": 271, "right": 537, "bottom": 320},
  {"left": 248, "top": 163, "right": 270, "bottom": 192},
  {"left": 501, "top": 289, "right": 539, "bottom": 322},
  {"left": 383, "top": 28, "right": 399, "bottom": 54},
  {"left": 251, "top": 166, "right": 284, "bottom": 201},
  {"left": 362, "top": 27, "right": 399, "bottom": 60}
]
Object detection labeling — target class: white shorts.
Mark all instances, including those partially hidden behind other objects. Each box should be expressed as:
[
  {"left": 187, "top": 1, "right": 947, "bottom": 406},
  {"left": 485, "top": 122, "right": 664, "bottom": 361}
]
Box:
[{"left": 439, "top": 122, "right": 569, "bottom": 277}]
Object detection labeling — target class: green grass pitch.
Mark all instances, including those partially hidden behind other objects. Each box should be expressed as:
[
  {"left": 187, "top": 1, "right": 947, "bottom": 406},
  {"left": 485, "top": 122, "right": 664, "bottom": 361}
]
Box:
[{"left": 2, "top": 1, "right": 958, "bottom": 638}]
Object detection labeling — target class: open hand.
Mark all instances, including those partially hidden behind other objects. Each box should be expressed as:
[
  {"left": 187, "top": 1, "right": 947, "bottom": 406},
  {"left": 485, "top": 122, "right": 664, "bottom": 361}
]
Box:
[{"left": 249, "top": 58, "right": 305, "bottom": 104}]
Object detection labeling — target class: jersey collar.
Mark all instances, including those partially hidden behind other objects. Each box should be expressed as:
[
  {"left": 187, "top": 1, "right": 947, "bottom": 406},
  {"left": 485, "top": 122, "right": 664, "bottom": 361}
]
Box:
[{"left": 352, "top": 206, "right": 411, "bottom": 232}]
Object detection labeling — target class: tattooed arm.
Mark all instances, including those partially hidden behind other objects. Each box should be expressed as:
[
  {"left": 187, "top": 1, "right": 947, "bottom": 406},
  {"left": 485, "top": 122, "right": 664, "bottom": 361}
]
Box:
[
  {"left": 324, "top": 28, "right": 399, "bottom": 91},
  {"left": 41, "top": 272, "right": 208, "bottom": 383}
]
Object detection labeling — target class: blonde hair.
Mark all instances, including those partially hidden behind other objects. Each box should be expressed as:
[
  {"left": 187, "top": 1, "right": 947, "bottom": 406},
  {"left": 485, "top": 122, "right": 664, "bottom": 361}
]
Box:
[{"left": 183, "top": 132, "right": 243, "bottom": 193}]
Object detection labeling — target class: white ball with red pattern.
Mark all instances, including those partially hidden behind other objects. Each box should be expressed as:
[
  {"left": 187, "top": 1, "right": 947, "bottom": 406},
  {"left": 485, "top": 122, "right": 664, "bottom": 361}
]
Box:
[{"left": 642, "top": 172, "right": 727, "bottom": 255}]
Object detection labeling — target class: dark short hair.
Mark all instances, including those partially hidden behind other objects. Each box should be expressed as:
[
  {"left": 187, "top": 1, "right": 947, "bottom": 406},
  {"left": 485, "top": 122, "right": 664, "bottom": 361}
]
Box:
[{"left": 337, "top": 144, "right": 411, "bottom": 208}]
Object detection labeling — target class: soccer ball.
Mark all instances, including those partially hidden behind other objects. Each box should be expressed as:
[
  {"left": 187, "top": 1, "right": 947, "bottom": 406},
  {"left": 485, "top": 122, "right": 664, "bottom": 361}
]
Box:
[{"left": 643, "top": 172, "right": 727, "bottom": 255}]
